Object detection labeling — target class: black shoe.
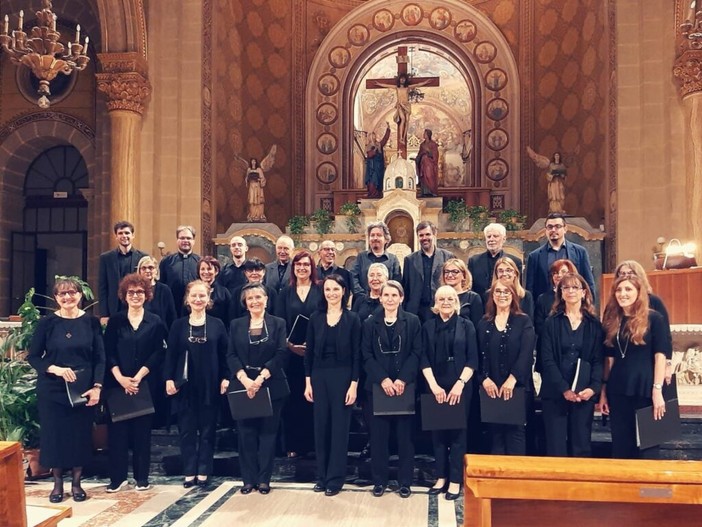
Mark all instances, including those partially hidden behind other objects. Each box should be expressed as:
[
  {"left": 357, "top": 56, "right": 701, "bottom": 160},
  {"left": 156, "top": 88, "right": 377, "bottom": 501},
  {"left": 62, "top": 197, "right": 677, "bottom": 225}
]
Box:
[
  {"left": 49, "top": 492, "right": 63, "bottom": 503},
  {"left": 313, "top": 483, "right": 325, "bottom": 493},
  {"left": 71, "top": 487, "right": 87, "bottom": 502},
  {"left": 372, "top": 484, "right": 385, "bottom": 497},
  {"left": 428, "top": 482, "right": 447, "bottom": 495},
  {"left": 196, "top": 477, "right": 209, "bottom": 488},
  {"left": 106, "top": 480, "right": 128, "bottom": 493},
  {"left": 399, "top": 486, "right": 411, "bottom": 498},
  {"left": 445, "top": 490, "right": 461, "bottom": 501},
  {"left": 183, "top": 478, "right": 197, "bottom": 489},
  {"left": 258, "top": 483, "right": 271, "bottom": 495},
  {"left": 325, "top": 488, "right": 340, "bottom": 497},
  {"left": 240, "top": 484, "right": 255, "bottom": 495}
]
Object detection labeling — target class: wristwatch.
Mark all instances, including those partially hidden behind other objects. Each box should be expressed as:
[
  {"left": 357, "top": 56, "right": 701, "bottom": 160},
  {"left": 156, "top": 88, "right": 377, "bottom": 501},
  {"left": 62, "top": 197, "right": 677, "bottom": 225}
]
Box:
[{"left": 653, "top": 383, "right": 663, "bottom": 390}]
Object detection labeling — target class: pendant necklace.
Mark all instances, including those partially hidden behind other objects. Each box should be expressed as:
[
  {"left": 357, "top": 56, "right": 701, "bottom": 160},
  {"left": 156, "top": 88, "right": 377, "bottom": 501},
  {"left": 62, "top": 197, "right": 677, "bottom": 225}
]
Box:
[{"left": 616, "top": 325, "right": 629, "bottom": 359}]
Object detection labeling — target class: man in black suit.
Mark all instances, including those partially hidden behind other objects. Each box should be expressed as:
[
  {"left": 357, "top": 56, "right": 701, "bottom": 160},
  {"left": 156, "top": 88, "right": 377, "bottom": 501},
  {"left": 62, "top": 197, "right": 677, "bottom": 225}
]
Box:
[
  {"left": 402, "top": 221, "right": 454, "bottom": 322},
  {"left": 316, "top": 240, "right": 352, "bottom": 288},
  {"left": 159, "top": 225, "right": 201, "bottom": 315},
  {"left": 351, "top": 221, "right": 402, "bottom": 295},
  {"left": 98, "top": 220, "right": 147, "bottom": 324},
  {"left": 263, "top": 235, "right": 294, "bottom": 293},
  {"left": 219, "top": 235, "right": 248, "bottom": 295},
  {"left": 468, "top": 222, "right": 523, "bottom": 298}
]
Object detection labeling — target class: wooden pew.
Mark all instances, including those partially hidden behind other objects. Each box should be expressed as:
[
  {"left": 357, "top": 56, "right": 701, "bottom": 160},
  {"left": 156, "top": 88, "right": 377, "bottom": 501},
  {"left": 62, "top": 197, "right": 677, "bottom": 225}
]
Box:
[{"left": 464, "top": 454, "right": 702, "bottom": 527}]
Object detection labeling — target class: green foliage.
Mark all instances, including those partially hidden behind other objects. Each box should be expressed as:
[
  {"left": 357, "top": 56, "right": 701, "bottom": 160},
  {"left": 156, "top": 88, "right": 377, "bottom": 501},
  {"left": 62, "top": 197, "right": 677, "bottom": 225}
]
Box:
[
  {"left": 445, "top": 199, "right": 470, "bottom": 228},
  {"left": 0, "top": 359, "right": 40, "bottom": 448},
  {"left": 287, "top": 215, "right": 310, "bottom": 236},
  {"left": 339, "top": 201, "right": 361, "bottom": 233},
  {"left": 467, "top": 205, "right": 490, "bottom": 233},
  {"left": 310, "top": 209, "right": 333, "bottom": 235},
  {"left": 497, "top": 209, "right": 527, "bottom": 231}
]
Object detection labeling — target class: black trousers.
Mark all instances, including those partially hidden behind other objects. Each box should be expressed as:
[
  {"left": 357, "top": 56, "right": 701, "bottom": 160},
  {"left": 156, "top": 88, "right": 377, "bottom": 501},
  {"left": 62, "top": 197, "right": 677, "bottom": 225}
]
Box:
[
  {"left": 366, "top": 390, "right": 415, "bottom": 487},
  {"left": 542, "top": 397, "right": 594, "bottom": 457},
  {"left": 282, "top": 354, "right": 315, "bottom": 454},
  {"left": 488, "top": 423, "right": 526, "bottom": 455},
  {"left": 108, "top": 413, "right": 153, "bottom": 484},
  {"left": 608, "top": 393, "right": 659, "bottom": 459},
  {"left": 312, "top": 366, "right": 353, "bottom": 491},
  {"left": 178, "top": 403, "right": 218, "bottom": 476},
  {"left": 237, "top": 398, "right": 285, "bottom": 486},
  {"left": 430, "top": 383, "right": 472, "bottom": 484}
]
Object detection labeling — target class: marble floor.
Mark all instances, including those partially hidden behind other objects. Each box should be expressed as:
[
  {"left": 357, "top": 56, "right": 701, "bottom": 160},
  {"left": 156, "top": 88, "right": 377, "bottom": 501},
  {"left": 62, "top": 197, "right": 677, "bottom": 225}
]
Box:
[{"left": 25, "top": 477, "right": 465, "bottom": 527}]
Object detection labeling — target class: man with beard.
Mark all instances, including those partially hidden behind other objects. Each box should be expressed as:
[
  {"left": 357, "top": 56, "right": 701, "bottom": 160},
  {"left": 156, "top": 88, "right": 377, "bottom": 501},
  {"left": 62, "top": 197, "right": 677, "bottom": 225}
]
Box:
[
  {"left": 159, "top": 225, "right": 201, "bottom": 315},
  {"left": 468, "top": 223, "right": 523, "bottom": 298},
  {"left": 525, "top": 213, "right": 596, "bottom": 302},
  {"left": 98, "top": 221, "right": 148, "bottom": 324},
  {"left": 402, "top": 221, "right": 454, "bottom": 322},
  {"left": 264, "top": 235, "right": 294, "bottom": 293},
  {"left": 219, "top": 235, "right": 248, "bottom": 294},
  {"left": 351, "top": 221, "right": 402, "bottom": 295}
]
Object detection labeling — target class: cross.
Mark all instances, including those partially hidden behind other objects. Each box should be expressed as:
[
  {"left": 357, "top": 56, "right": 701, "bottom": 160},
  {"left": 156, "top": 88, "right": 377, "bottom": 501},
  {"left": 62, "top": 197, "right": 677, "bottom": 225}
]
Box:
[{"left": 365, "top": 46, "right": 440, "bottom": 159}]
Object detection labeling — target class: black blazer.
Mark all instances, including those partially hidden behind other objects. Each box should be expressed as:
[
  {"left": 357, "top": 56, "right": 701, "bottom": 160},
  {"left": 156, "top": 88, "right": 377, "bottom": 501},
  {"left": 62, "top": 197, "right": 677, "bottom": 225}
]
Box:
[
  {"left": 304, "top": 310, "right": 362, "bottom": 380},
  {"left": 316, "top": 264, "right": 352, "bottom": 291},
  {"left": 227, "top": 314, "right": 290, "bottom": 400},
  {"left": 539, "top": 311, "right": 604, "bottom": 400},
  {"left": 263, "top": 261, "right": 291, "bottom": 293},
  {"left": 420, "top": 315, "right": 479, "bottom": 386},
  {"left": 476, "top": 313, "right": 535, "bottom": 389},
  {"left": 98, "top": 248, "right": 148, "bottom": 317},
  {"left": 361, "top": 309, "right": 421, "bottom": 391},
  {"left": 402, "top": 248, "right": 455, "bottom": 315},
  {"left": 468, "top": 250, "right": 523, "bottom": 299}
]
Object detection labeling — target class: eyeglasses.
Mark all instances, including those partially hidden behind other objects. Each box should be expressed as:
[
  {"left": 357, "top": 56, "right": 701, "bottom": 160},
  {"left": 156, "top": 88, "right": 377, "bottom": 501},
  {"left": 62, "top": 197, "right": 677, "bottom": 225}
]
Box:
[
  {"left": 443, "top": 269, "right": 462, "bottom": 276},
  {"left": 552, "top": 269, "right": 569, "bottom": 277},
  {"left": 294, "top": 262, "right": 311, "bottom": 267},
  {"left": 545, "top": 224, "right": 565, "bottom": 231},
  {"left": 188, "top": 323, "right": 207, "bottom": 344},
  {"left": 248, "top": 321, "right": 270, "bottom": 345},
  {"left": 56, "top": 290, "right": 79, "bottom": 297},
  {"left": 126, "top": 290, "right": 146, "bottom": 297},
  {"left": 561, "top": 285, "right": 583, "bottom": 292},
  {"left": 321, "top": 247, "right": 336, "bottom": 252},
  {"left": 141, "top": 266, "right": 156, "bottom": 271},
  {"left": 617, "top": 270, "right": 635, "bottom": 278},
  {"left": 493, "top": 289, "right": 512, "bottom": 296},
  {"left": 496, "top": 268, "right": 515, "bottom": 276},
  {"left": 436, "top": 297, "right": 457, "bottom": 304}
]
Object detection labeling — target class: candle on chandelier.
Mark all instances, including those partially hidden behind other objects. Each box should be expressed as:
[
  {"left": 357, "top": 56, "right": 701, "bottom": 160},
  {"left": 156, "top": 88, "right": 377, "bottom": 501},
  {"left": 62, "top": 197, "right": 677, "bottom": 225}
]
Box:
[
  {"left": 67, "top": 41, "right": 72, "bottom": 55},
  {"left": 76, "top": 24, "right": 80, "bottom": 44},
  {"left": 84, "top": 36, "right": 89, "bottom": 55},
  {"left": 3, "top": 15, "right": 8, "bottom": 35},
  {"left": 18, "top": 10, "right": 23, "bottom": 30},
  {"left": 52, "top": 14, "right": 57, "bottom": 32}
]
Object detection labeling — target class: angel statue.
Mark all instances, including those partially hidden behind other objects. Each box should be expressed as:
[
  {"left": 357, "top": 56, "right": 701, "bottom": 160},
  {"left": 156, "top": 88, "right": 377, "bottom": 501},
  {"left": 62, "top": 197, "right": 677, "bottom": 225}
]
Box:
[
  {"left": 527, "top": 146, "right": 568, "bottom": 214},
  {"left": 235, "top": 145, "right": 277, "bottom": 222}
]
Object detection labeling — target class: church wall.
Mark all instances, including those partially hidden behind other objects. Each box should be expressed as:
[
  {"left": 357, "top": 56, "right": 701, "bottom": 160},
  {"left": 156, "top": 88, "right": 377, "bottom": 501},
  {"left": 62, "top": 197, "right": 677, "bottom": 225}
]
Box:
[{"left": 616, "top": 0, "right": 687, "bottom": 270}]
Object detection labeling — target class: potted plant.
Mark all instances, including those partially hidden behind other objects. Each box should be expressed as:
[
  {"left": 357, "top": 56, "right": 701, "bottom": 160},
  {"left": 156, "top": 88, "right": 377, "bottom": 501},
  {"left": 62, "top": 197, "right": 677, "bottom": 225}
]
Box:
[
  {"left": 445, "top": 199, "right": 470, "bottom": 230},
  {"left": 287, "top": 214, "right": 310, "bottom": 240},
  {"left": 339, "top": 201, "right": 361, "bottom": 233},
  {"left": 497, "top": 209, "right": 527, "bottom": 231},
  {"left": 310, "top": 208, "right": 333, "bottom": 235},
  {"left": 467, "top": 205, "right": 490, "bottom": 233}
]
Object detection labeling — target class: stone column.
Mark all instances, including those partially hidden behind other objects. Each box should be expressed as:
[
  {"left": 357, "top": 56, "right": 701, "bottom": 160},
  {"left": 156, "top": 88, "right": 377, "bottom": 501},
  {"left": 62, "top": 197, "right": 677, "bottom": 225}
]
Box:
[
  {"left": 673, "top": 50, "right": 702, "bottom": 251},
  {"left": 96, "top": 53, "right": 152, "bottom": 226}
]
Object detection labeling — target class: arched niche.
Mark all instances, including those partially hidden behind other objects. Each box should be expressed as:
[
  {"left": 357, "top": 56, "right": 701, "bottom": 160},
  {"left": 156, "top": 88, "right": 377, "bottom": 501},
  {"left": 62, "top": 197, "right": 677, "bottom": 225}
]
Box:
[{"left": 305, "top": 0, "right": 520, "bottom": 213}]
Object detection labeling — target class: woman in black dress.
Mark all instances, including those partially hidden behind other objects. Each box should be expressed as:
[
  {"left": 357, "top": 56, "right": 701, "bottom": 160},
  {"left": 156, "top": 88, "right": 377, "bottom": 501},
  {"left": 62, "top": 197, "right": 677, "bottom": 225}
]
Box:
[
  {"left": 421, "top": 285, "right": 478, "bottom": 500},
  {"left": 534, "top": 259, "right": 578, "bottom": 347},
  {"left": 165, "top": 280, "right": 231, "bottom": 487},
  {"left": 138, "top": 255, "right": 177, "bottom": 329},
  {"left": 441, "top": 258, "right": 483, "bottom": 329},
  {"left": 275, "top": 249, "right": 322, "bottom": 458},
  {"left": 477, "top": 282, "right": 535, "bottom": 455},
  {"left": 104, "top": 273, "right": 167, "bottom": 491},
  {"left": 600, "top": 275, "right": 670, "bottom": 459},
  {"left": 304, "top": 274, "right": 361, "bottom": 496},
  {"left": 491, "top": 257, "right": 534, "bottom": 320},
  {"left": 228, "top": 283, "right": 289, "bottom": 495},
  {"left": 362, "top": 280, "right": 421, "bottom": 498},
  {"left": 198, "top": 256, "right": 231, "bottom": 327},
  {"left": 28, "top": 277, "right": 105, "bottom": 503},
  {"left": 539, "top": 273, "right": 603, "bottom": 457}
]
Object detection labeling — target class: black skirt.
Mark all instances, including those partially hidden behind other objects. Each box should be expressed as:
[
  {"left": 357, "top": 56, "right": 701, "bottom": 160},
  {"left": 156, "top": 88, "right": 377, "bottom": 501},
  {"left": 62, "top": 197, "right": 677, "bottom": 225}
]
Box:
[{"left": 39, "top": 398, "right": 94, "bottom": 468}]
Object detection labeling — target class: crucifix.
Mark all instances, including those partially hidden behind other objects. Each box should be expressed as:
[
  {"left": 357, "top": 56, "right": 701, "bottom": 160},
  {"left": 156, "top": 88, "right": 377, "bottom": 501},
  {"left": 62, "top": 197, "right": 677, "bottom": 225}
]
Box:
[{"left": 365, "top": 46, "right": 440, "bottom": 159}]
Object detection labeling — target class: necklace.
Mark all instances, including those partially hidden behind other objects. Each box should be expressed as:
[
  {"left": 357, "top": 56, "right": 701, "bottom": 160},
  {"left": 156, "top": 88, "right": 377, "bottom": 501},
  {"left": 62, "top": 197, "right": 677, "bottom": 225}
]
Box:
[{"left": 616, "top": 325, "right": 629, "bottom": 359}]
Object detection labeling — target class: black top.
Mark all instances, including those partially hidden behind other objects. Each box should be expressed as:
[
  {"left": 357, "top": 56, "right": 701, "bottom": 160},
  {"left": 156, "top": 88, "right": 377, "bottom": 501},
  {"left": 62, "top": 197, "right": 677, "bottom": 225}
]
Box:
[
  {"left": 229, "top": 284, "right": 278, "bottom": 322},
  {"left": 103, "top": 311, "right": 167, "bottom": 387},
  {"left": 207, "top": 282, "right": 231, "bottom": 329},
  {"left": 420, "top": 314, "right": 478, "bottom": 390},
  {"left": 304, "top": 310, "right": 362, "bottom": 379},
  {"left": 649, "top": 293, "right": 672, "bottom": 355},
  {"left": 228, "top": 314, "right": 290, "bottom": 400},
  {"left": 458, "top": 290, "right": 484, "bottom": 330},
  {"left": 316, "top": 264, "right": 352, "bottom": 291},
  {"left": 540, "top": 311, "right": 604, "bottom": 399},
  {"left": 28, "top": 313, "right": 106, "bottom": 404},
  {"left": 361, "top": 309, "right": 422, "bottom": 391},
  {"left": 98, "top": 247, "right": 148, "bottom": 317},
  {"left": 159, "top": 252, "right": 201, "bottom": 316},
  {"left": 534, "top": 290, "right": 556, "bottom": 338},
  {"left": 352, "top": 293, "right": 382, "bottom": 323},
  {"left": 219, "top": 262, "right": 247, "bottom": 295},
  {"left": 350, "top": 251, "right": 402, "bottom": 295},
  {"left": 604, "top": 310, "right": 670, "bottom": 398},
  {"left": 165, "top": 315, "right": 230, "bottom": 407},
  {"left": 144, "top": 281, "right": 177, "bottom": 329},
  {"left": 274, "top": 283, "right": 323, "bottom": 335},
  {"left": 476, "top": 313, "right": 535, "bottom": 389}
]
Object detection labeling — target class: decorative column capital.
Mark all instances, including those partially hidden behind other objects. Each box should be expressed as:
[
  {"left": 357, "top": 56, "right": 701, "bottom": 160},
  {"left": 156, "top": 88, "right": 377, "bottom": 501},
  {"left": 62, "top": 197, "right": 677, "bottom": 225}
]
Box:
[
  {"left": 96, "top": 52, "right": 152, "bottom": 115},
  {"left": 674, "top": 50, "right": 702, "bottom": 98}
]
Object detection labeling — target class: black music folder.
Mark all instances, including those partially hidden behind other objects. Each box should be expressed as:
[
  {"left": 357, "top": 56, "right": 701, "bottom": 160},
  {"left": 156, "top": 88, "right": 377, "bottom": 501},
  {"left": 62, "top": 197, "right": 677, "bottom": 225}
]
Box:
[
  {"left": 571, "top": 358, "right": 591, "bottom": 393},
  {"left": 479, "top": 386, "right": 527, "bottom": 426},
  {"left": 287, "top": 314, "right": 309, "bottom": 345},
  {"left": 420, "top": 393, "right": 466, "bottom": 431},
  {"left": 65, "top": 368, "right": 92, "bottom": 407},
  {"left": 663, "top": 373, "right": 678, "bottom": 402},
  {"left": 227, "top": 388, "right": 273, "bottom": 420},
  {"left": 372, "top": 383, "right": 416, "bottom": 416},
  {"left": 635, "top": 397, "right": 681, "bottom": 450},
  {"left": 106, "top": 382, "right": 155, "bottom": 423}
]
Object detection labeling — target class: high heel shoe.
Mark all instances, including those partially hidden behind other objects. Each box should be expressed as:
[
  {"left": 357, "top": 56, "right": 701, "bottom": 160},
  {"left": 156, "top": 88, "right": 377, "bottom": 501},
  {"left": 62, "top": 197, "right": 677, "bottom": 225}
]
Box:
[
  {"left": 445, "top": 485, "right": 461, "bottom": 501},
  {"left": 183, "top": 478, "right": 197, "bottom": 489},
  {"left": 428, "top": 481, "right": 447, "bottom": 495}
]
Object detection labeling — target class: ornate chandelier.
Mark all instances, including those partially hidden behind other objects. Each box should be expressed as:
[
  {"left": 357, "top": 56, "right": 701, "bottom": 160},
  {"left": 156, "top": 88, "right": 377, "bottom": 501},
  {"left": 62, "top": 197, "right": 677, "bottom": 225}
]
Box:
[
  {"left": 681, "top": 0, "right": 702, "bottom": 48},
  {"left": 0, "top": 0, "right": 89, "bottom": 109}
]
